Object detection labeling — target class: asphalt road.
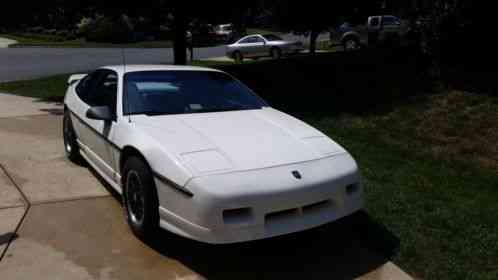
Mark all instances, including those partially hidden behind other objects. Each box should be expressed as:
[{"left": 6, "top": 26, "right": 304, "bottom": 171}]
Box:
[
  {"left": 0, "top": 46, "right": 226, "bottom": 82},
  {"left": 0, "top": 33, "right": 330, "bottom": 82}
]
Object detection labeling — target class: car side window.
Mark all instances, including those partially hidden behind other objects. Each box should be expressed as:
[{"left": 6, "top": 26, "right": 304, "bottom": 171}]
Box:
[
  {"left": 254, "top": 36, "right": 265, "bottom": 43},
  {"left": 383, "top": 17, "right": 400, "bottom": 26},
  {"left": 370, "top": 17, "right": 380, "bottom": 27},
  {"left": 86, "top": 71, "right": 118, "bottom": 118},
  {"left": 76, "top": 71, "right": 99, "bottom": 103},
  {"left": 239, "top": 37, "right": 254, "bottom": 44}
]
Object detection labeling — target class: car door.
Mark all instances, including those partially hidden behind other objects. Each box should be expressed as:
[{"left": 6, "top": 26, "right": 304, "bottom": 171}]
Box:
[
  {"left": 238, "top": 36, "right": 264, "bottom": 58},
  {"left": 71, "top": 71, "right": 101, "bottom": 145},
  {"left": 253, "top": 36, "right": 268, "bottom": 57},
  {"left": 76, "top": 70, "right": 120, "bottom": 183},
  {"left": 367, "top": 16, "right": 382, "bottom": 45},
  {"left": 380, "top": 16, "right": 401, "bottom": 42}
]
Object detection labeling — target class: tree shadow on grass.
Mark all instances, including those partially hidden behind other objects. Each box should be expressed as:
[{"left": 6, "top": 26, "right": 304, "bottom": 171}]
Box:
[
  {"left": 217, "top": 46, "right": 429, "bottom": 119},
  {"left": 146, "top": 211, "right": 400, "bottom": 280}
]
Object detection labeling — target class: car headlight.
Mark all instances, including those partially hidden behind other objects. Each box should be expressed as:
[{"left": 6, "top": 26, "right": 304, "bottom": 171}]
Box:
[
  {"left": 181, "top": 150, "right": 233, "bottom": 173},
  {"left": 302, "top": 136, "right": 346, "bottom": 156}
]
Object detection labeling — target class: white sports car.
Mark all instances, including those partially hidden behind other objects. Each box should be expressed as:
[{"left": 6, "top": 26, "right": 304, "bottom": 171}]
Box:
[{"left": 63, "top": 65, "right": 364, "bottom": 244}]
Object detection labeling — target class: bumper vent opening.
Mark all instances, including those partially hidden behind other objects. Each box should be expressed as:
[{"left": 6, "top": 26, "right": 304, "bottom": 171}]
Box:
[
  {"left": 346, "top": 184, "right": 360, "bottom": 196},
  {"left": 265, "top": 208, "right": 299, "bottom": 224},
  {"left": 302, "top": 199, "right": 333, "bottom": 214},
  {"left": 223, "top": 207, "right": 253, "bottom": 225}
]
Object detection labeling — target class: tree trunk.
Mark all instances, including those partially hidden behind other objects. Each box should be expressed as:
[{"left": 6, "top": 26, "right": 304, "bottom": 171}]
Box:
[
  {"left": 309, "top": 30, "right": 320, "bottom": 55},
  {"left": 173, "top": 7, "right": 187, "bottom": 65}
]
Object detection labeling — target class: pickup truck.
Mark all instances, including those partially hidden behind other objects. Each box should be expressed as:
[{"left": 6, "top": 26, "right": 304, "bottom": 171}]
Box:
[{"left": 335, "top": 15, "right": 410, "bottom": 51}]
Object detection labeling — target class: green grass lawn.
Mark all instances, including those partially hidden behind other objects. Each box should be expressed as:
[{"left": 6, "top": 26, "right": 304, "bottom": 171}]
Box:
[
  {"left": 0, "top": 51, "right": 497, "bottom": 279},
  {"left": 0, "top": 74, "right": 70, "bottom": 101},
  {"left": 310, "top": 92, "right": 498, "bottom": 280},
  {"left": 1, "top": 33, "right": 174, "bottom": 48}
]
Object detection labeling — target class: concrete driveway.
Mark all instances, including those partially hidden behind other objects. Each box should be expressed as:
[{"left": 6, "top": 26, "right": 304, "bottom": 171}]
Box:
[{"left": 0, "top": 92, "right": 412, "bottom": 280}]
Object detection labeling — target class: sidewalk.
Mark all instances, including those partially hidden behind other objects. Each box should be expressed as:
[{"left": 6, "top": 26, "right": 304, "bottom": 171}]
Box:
[{"left": 0, "top": 37, "right": 17, "bottom": 48}]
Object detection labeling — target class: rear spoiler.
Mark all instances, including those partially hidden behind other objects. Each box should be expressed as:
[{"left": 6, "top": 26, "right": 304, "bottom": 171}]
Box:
[{"left": 67, "top": 74, "right": 87, "bottom": 86}]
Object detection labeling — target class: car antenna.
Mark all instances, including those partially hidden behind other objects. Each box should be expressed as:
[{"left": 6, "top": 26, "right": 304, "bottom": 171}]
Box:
[{"left": 121, "top": 48, "right": 131, "bottom": 123}]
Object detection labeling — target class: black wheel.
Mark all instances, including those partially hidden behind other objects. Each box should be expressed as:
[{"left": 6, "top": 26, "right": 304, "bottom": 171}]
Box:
[
  {"left": 122, "top": 156, "right": 159, "bottom": 241},
  {"left": 270, "top": 47, "right": 282, "bottom": 59},
  {"left": 233, "top": 51, "right": 243, "bottom": 63},
  {"left": 63, "top": 110, "right": 81, "bottom": 162},
  {"left": 344, "top": 38, "right": 360, "bottom": 51}
]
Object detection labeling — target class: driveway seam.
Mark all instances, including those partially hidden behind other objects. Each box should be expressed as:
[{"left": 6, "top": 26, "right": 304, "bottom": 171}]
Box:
[
  {"left": 0, "top": 163, "right": 31, "bottom": 262},
  {"left": 0, "top": 205, "right": 25, "bottom": 211},
  {"left": 30, "top": 194, "right": 112, "bottom": 207}
]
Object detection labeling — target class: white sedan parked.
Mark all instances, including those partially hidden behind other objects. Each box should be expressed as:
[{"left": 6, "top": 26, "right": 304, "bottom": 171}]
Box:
[
  {"left": 63, "top": 65, "right": 364, "bottom": 243},
  {"left": 226, "top": 34, "right": 304, "bottom": 62}
]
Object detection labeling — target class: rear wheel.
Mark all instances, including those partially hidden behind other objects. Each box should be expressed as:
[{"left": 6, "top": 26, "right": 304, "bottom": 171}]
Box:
[
  {"left": 123, "top": 156, "right": 159, "bottom": 241},
  {"left": 63, "top": 110, "right": 81, "bottom": 163},
  {"left": 270, "top": 47, "right": 282, "bottom": 59},
  {"left": 344, "top": 38, "right": 360, "bottom": 51}
]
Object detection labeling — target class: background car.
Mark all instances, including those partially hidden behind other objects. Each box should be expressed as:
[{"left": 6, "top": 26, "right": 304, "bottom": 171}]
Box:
[
  {"left": 335, "top": 15, "right": 409, "bottom": 51},
  {"left": 214, "top": 23, "right": 235, "bottom": 43},
  {"left": 226, "top": 34, "right": 304, "bottom": 62},
  {"left": 189, "top": 22, "right": 216, "bottom": 46},
  {"left": 63, "top": 65, "right": 364, "bottom": 244}
]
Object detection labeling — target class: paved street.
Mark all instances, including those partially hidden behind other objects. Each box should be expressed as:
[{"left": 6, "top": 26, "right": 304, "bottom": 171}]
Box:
[
  {"left": 0, "top": 33, "right": 330, "bottom": 82},
  {"left": 0, "top": 46, "right": 226, "bottom": 82},
  {"left": 0, "top": 93, "right": 413, "bottom": 279}
]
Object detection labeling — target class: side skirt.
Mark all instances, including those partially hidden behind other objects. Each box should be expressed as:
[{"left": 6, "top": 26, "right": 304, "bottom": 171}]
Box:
[{"left": 78, "top": 141, "right": 123, "bottom": 195}]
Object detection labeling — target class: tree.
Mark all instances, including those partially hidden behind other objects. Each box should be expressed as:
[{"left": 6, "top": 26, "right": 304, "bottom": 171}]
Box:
[
  {"left": 172, "top": 4, "right": 187, "bottom": 65},
  {"left": 168, "top": 1, "right": 253, "bottom": 65},
  {"left": 272, "top": 1, "right": 378, "bottom": 54}
]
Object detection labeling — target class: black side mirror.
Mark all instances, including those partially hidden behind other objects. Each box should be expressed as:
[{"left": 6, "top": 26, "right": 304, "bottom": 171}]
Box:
[{"left": 86, "top": 106, "right": 113, "bottom": 121}]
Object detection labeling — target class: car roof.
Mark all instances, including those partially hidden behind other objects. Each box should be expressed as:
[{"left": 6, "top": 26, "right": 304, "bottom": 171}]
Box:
[
  {"left": 101, "top": 65, "right": 222, "bottom": 75},
  {"left": 238, "top": 34, "right": 263, "bottom": 41}
]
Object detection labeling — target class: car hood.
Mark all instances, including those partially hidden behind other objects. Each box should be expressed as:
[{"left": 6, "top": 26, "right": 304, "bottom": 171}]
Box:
[{"left": 131, "top": 108, "right": 346, "bottom": 175}]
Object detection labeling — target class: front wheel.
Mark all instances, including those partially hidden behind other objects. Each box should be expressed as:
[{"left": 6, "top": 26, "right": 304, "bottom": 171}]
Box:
[
  {"left": 123, "top": 156, "right": 160, "bottom": 241},
  {"left": 63, "top": 111, "right": 81, "bottom": 163},
  {"left": 233, "top": 51, "right": 243, "bottom": 63}
]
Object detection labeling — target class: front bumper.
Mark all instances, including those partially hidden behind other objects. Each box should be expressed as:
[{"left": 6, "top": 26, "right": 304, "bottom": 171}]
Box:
[{"left": 156, "top": 152, "right": 364, "bottom": 244}]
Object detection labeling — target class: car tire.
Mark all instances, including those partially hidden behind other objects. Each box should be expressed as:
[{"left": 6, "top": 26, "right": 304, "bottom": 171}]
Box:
[
  {"left": 63, "top": 110, "right": 82, "bottom": 163},
  {"left": 270, "top": 47, "right": 282, "bottom": 59},
  {"left": 122, "top": 156, "right": 160, "bottom": 241},
  {"left": 233, "top": 51, "right": 243, "bottom": 63},
  {"left": 344, "top": 38, "right": 360, "bottom": 51}
]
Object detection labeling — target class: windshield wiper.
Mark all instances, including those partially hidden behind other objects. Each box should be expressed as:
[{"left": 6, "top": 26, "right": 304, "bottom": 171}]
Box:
[
  {"left": 129, "top": 110, "right": 172, "bottom": 116},
  {"left": 192, "top": 106, "right": 248, "bottom": 113}
]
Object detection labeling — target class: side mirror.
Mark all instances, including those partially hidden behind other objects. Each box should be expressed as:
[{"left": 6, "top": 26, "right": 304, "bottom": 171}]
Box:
[{"left": 86, "top": 106, "right": 113, "bottom": 121}]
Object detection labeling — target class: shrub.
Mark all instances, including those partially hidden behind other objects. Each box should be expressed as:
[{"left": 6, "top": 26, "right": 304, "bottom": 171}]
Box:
[
  {"left": 26, "top": 26, "right": 45, "bottom": 34},
  {"left": 76, "top": 17, "right": 95, "bottom": 36},
  {"left": 81, "top": 16, "right": 133, "bottom": 43}
]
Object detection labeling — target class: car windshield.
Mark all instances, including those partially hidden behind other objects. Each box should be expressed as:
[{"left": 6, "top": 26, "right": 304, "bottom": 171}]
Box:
[
  {"left": 124, "top": 71, "right": 267, "bottom": 116},
  {"left": 263, "top": 34, "right": 283, "bottom": 41}
]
